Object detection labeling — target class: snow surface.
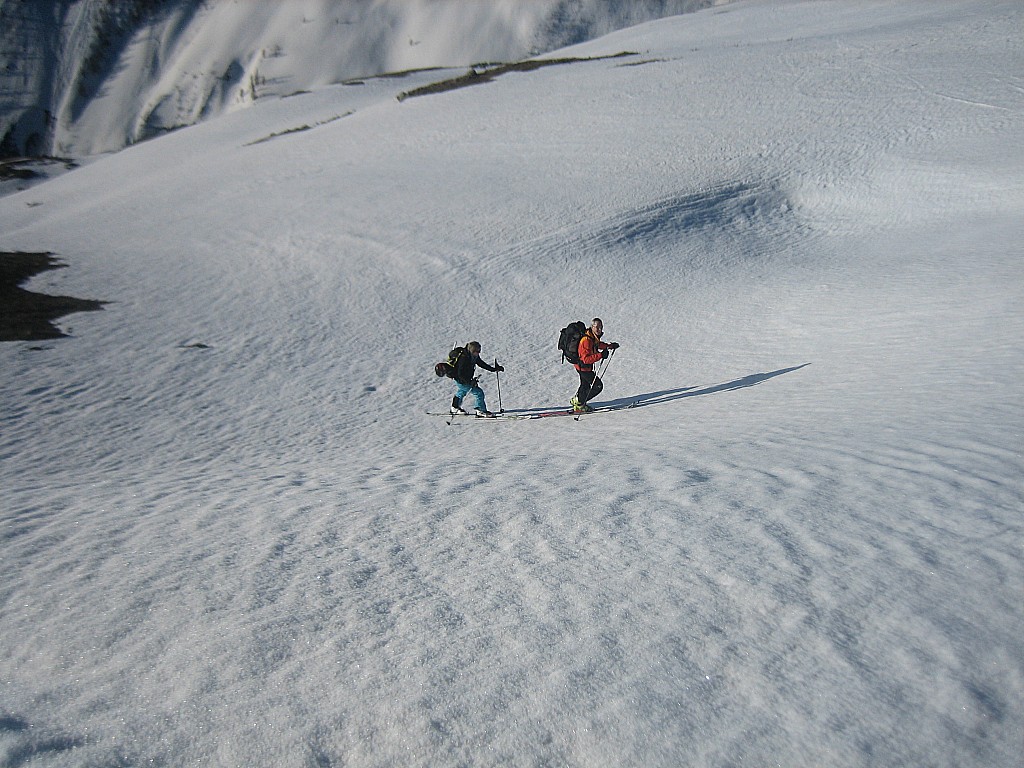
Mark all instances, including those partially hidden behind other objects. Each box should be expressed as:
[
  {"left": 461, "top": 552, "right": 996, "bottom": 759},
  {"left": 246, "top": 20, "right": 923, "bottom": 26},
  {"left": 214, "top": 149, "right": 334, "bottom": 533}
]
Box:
[{"left": 2, "top": 1, "right": 1024, "bottom": 765}]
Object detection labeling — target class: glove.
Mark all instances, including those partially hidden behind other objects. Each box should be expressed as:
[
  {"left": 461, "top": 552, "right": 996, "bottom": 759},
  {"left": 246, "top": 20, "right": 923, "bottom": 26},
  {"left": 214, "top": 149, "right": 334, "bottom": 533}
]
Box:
[
  {"left": 472, "top": 377, "right": 479, "bottom": 387},
  {"left": 608, "top": 342, "right": 620, "bottom": 350},
  {"left": 601, "top": 349, "right": 609, "bottom": 359},
  {"left": 495, "top": 365, "right": 505, "bottom": 372}
]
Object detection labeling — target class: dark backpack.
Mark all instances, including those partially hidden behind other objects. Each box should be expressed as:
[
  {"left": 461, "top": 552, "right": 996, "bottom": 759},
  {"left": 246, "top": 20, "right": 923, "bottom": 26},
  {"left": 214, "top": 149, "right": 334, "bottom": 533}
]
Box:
[
  {"left": 434, "top": 346, "right": 468, "bottom": 378},
  {"left": 557, "top": 321, "right": 587, "bottom": 364}
]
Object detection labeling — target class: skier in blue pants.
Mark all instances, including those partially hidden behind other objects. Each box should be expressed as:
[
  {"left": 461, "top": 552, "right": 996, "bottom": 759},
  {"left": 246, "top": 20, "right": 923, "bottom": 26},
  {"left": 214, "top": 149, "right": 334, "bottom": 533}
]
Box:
[{"left": 450, "top": 341, "right": 503, "bottom": 418}]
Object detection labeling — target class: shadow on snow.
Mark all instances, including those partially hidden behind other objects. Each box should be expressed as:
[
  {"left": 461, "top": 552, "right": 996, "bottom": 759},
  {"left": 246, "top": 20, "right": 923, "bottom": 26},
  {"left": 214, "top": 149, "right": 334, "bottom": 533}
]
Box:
[
  {"left": 607, "top": 364, "right": 810, "bottom": 410},
  {"left": 508, "top": 364, "right": 809, "bottom": 415}
]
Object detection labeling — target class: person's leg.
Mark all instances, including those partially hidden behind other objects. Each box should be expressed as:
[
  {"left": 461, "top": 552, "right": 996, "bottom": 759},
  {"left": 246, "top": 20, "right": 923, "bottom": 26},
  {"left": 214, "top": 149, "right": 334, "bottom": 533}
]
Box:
[
  {"left": 453, "top": 382, "right": 473, "bottom": 412},
  {"left": 468, "top": 385, "right": 488, "bottom": 413},
  {"left": 574, "top": 371, "right": 595, "bottom": 409},
  {"left": 576, "top": 371, "right": 602, "bottom": 405},
  {"left": 575, "top": 371, "right": 590, "bottom": 403}
]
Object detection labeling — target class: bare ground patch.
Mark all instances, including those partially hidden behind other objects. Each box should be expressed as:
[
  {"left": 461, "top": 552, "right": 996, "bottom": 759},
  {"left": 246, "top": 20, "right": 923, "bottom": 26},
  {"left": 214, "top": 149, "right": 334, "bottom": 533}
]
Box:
[
  {"left": 396, "top": 52, "right": 637, "bottom": 102},
  {"left": 0, "top": 252, "right": 106, "bottom": 341}
]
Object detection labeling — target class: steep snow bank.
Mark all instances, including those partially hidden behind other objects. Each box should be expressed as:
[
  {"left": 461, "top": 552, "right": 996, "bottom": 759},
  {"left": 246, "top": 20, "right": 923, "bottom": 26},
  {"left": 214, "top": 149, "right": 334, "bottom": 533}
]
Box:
[{"left": 0, "top": 0, "right": 723, "bottom": 157}]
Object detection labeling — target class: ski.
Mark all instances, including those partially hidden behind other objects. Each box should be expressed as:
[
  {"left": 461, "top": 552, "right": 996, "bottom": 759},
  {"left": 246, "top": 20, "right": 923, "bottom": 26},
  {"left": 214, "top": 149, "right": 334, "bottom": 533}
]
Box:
[
  {"left": 425, "top": 411, "right": 530, "bottom": 421},
  {"left": 529, "top": 401, "right": 639, "bottom": 420},
  {"left": 426, "top": 401, "right": 638, "bottom": 422}
]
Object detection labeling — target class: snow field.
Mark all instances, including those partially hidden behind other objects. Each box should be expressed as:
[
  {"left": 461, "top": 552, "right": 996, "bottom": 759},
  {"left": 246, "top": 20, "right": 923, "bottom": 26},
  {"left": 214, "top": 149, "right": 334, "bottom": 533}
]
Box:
[{"left": 1, "top": 1, "right": 1023, "bottom": 765}]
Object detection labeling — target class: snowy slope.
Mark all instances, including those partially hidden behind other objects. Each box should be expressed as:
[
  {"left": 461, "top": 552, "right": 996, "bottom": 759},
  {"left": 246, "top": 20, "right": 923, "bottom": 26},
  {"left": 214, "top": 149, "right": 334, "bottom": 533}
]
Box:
[
  {"left": 2, "top": 1, "right": 1024, "bottom": 766},
  {"left": 0, "top": 0, "right": 722, "bottom": 158}
]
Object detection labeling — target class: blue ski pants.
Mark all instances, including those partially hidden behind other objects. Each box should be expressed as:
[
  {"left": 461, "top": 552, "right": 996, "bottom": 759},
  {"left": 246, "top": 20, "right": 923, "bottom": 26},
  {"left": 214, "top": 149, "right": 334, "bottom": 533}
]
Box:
[{"left": 454, "top": 381, "right": 488, "bottom": 412}]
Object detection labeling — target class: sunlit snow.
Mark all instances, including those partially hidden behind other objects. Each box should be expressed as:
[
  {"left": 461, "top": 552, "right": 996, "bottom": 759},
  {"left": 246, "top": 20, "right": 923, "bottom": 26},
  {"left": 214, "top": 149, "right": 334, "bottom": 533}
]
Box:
[{"left": 1, "top": 1, "right": 1022, "bottom": 766}]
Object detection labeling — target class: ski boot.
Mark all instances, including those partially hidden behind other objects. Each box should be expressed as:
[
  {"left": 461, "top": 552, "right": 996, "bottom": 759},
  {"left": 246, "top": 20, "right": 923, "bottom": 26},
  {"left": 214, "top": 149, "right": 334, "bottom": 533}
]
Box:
[{"left": 571, "top": 396, "right": 592, "bottom": 413}]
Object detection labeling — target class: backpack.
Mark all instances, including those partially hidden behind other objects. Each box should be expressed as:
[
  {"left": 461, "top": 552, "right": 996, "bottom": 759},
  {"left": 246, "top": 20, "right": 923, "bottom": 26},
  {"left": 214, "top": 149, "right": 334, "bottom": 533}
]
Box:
[
  {"left": 557, "top": 321, "right": 587, "bottom": 364},
  {"left": 434, "top": 346, "right": 468, "bottom": 378}
]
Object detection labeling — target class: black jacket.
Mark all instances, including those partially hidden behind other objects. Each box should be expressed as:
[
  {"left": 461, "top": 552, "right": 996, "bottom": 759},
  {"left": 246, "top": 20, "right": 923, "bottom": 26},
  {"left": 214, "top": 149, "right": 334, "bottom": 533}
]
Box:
[{"left": 454, "top": 350, "right": 497, "bottom": 386}]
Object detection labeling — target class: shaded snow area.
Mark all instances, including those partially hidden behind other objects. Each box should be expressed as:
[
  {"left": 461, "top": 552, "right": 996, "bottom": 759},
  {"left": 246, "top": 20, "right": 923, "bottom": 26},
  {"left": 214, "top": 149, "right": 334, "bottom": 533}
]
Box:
[{"left": 2, "top": 1, "right": 1023, "bottom": 766}]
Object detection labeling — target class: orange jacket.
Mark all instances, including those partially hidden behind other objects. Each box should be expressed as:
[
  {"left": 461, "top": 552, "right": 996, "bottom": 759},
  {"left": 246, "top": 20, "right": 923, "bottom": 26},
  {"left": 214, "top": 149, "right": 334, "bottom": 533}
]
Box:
[{"left": 575, "top": 329, "right": 610, "bottom": 372}]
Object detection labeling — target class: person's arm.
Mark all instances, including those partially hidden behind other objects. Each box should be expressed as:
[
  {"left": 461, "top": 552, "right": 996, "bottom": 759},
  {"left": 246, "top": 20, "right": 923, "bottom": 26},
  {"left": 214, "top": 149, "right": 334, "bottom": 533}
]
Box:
[{"left": 475, "top": 355, "right": 498, "bottom": 373}]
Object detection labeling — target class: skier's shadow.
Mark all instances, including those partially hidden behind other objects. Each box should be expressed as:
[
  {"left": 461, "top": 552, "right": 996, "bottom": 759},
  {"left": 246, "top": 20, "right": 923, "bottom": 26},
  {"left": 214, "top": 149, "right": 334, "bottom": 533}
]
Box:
[{"left": 601, "top": 363, "right": 810, "bottom": 410}]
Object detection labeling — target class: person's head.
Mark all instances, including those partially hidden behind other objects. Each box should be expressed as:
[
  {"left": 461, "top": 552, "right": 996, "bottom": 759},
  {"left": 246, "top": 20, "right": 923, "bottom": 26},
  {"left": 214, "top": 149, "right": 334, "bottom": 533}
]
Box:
[
  {"left": 590, "top": 318, "right": 604, "bottom": 337},
  {"left": 468, "top": 341, "right": 482, "bottom": 355}
]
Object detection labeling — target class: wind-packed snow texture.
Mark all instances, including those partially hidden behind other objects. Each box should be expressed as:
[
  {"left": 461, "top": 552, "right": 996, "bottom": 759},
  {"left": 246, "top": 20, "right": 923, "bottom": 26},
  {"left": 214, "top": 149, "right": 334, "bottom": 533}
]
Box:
[
  {"left": 2, "top": 1, "right": 1023, "bottom": 766},
  {"left": 0, "top": 0, "right": 721, "bottom": 157}
]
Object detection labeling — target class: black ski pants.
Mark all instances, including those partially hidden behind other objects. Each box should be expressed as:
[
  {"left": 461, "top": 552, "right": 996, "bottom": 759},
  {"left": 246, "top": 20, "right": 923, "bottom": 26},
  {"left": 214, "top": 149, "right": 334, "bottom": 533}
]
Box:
[{"left": 576, "top": 370, "right": 603, "bottom": 405}]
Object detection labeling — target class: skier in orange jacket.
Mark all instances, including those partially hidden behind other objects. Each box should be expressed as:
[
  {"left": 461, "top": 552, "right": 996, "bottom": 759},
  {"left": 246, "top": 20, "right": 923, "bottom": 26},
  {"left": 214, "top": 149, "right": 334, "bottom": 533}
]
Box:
[{"left": 572, "top": 318, "right": 619, "bottom": 412}]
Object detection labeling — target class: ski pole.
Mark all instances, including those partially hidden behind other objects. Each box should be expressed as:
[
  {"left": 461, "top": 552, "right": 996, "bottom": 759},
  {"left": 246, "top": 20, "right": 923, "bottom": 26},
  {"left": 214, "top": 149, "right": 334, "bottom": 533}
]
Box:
[{"left": 494, "top": 358, "right": 504, "bottom": 413}]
